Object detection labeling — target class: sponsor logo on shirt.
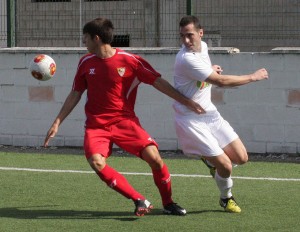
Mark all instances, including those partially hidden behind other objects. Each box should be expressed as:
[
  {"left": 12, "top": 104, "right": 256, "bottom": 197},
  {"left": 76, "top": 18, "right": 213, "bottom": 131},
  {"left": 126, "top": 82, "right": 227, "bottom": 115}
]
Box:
[
  {"left": 117, "top": 67, "right": 126, "bottom": 77},
  {"left": 197, "top": 81, "right": 210, "bottom": 89},
  {"left": 89, "top": 68, "right": 96, "bottom": 75}
]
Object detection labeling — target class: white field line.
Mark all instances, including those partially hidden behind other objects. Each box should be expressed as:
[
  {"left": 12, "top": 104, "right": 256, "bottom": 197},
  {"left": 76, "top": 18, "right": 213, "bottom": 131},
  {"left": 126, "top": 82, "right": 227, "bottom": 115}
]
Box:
[{"left": 0, "top": 166, "right": 300, "bottom": 182}]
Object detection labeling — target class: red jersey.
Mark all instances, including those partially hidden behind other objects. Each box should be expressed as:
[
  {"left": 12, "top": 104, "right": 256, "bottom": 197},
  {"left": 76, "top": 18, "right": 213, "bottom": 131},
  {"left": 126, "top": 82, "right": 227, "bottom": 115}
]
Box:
[{"left": 72, "top": 48, "right": 161, "bottom": 128}]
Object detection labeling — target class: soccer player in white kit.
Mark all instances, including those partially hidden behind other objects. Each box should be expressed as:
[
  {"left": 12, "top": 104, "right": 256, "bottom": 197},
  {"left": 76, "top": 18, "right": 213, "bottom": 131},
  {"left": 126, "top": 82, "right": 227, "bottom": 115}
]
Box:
[{"left": 173, "top": 16, "right": 269, "bottom": 213}]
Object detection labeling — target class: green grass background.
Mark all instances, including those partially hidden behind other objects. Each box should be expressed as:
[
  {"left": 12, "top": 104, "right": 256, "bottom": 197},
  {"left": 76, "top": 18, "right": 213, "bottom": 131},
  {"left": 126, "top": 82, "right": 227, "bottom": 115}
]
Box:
[{"left": 0, "top": 152, "right": 299, "bottom": 232}]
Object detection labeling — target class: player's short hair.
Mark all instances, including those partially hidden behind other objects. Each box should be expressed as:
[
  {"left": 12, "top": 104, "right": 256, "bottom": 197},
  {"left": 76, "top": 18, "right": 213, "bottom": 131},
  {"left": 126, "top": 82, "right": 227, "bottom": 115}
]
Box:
[
  {"left": 179, "top": 15, "right": 202, "bottom": 30},
  {"left": 83, "top": 18, "right": 114, "bottom": 44}
]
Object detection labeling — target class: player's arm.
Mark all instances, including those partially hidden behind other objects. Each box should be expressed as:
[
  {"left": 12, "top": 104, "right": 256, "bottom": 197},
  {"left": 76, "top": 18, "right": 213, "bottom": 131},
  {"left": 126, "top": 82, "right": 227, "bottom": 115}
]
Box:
[
  {"left": 205, "top": 68, "right": 268, "bottom": 87},
  {"left": 152, "top": 77, "right": 205, "bottom": 114},
  {"left": 44, "top": 90, "right": 82, "bottom": 147}
]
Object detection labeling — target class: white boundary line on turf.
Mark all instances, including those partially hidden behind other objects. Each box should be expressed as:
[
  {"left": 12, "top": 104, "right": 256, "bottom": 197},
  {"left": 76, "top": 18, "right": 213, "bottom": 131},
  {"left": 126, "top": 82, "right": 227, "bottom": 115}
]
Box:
[{"left": 0, "top": 166, "right": 300, "bottom": 182}]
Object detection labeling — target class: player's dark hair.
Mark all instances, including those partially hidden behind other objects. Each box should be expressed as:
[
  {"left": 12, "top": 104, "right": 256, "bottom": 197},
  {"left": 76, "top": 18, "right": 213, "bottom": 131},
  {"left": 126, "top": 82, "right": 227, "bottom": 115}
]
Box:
[
  {"left": 179, "top": 15, "right": 202, "bottom": 30},
  {"left": 83, "top": 18, "right": 114, "bottom": 44}
]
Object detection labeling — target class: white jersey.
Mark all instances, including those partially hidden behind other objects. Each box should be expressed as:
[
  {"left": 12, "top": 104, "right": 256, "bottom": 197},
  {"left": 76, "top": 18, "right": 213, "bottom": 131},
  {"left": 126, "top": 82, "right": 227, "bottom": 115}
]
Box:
[
  {"left": 173, "top": 41, "right": 217, "bottom": 116},
  {"left": 173, "top": 41, "right": 238, "bottom": 156}
]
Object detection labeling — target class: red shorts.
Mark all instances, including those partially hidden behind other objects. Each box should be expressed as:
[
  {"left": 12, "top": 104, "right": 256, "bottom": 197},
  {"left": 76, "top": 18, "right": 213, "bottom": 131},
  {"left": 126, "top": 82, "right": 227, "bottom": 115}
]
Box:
[{"left": 84, "top": 118, "right": 158, "bottom": 159}]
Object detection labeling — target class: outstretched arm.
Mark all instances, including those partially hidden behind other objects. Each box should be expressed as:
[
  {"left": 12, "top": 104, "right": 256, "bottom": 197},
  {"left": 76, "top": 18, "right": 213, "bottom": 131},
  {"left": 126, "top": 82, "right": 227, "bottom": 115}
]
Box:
[
  {"left": 206, "top": 68, "right": 268, "bottom": 87},
  {"left": 44, "top": 90, "right": 82, "bottom": 147},
  {"left": 152, "top": 77, "right": 205, "bottom": 114}
]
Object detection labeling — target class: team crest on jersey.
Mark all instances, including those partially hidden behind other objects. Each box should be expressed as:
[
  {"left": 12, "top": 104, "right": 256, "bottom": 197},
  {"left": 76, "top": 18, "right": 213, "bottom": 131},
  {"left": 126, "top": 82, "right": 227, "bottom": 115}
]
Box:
[
  {"left": 117, "top": 67, "right": 126, "bottom": 77},
  {"left": 197, "top": 81, "right": 210, "bottom": 89}
]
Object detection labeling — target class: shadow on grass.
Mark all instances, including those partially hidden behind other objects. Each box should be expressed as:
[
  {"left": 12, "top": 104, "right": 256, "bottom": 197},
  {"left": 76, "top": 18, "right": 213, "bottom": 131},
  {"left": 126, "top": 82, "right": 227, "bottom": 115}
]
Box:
[
  {"left": 0, "top": 206, "right": 140, "bottom": 221},
  {"left": 0, "top": 206, "right": 225, "bottom": 220},
  {"left": 188, "top": 209, "right": 225, "bottom": 214}
]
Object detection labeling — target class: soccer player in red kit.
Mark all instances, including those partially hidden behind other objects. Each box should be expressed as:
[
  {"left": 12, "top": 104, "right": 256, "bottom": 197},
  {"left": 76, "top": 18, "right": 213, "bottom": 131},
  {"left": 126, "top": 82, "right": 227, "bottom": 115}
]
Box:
[{"left": 44, "top": 17, "right": 204, "bottom": 216}]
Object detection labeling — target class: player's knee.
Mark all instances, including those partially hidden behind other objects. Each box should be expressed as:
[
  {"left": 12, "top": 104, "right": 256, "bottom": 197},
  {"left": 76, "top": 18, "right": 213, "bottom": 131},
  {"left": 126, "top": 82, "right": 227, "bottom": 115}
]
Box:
[
  {"left": 141, "top": 146, "right": 164, "bottom": 169},
  {"left": 88, "top": 154, "right": 106, "bottom": 171},
  {"left": 146, "top": 155, "right": 164, "bottom": 170},
  {"left": 235, "top": 152, "right": 248, "bottom": 165},
  {"left": 151, "top": 157, "right": 164, "bottom": 170},
  {"left": 240, "top": 154, "right": 248, "bottom": 164}
]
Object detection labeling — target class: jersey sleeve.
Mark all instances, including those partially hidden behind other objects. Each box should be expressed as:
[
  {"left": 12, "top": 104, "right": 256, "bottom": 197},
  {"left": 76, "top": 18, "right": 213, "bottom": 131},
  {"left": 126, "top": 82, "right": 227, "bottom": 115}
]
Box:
[
  {"left": 134, "top": 55, "right": 161, "bottom": 85},
  {"left": 182, "top": 47, "right": 213, "bottom": 82},
  {"left": 72, "top": 57, "right": 88, "bottom": 93}
]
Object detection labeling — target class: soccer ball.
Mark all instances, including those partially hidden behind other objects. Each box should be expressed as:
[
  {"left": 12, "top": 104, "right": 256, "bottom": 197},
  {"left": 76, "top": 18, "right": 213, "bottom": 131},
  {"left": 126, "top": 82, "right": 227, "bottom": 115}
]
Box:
[{"left": 29, "top": 54, "right": 56, "bottom": 81}]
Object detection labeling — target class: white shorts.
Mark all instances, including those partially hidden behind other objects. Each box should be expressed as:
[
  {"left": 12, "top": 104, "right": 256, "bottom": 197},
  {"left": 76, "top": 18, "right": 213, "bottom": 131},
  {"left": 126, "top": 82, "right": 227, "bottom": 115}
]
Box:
[{"left": 175, "top": 112, "right": 238, "bottom": 157}]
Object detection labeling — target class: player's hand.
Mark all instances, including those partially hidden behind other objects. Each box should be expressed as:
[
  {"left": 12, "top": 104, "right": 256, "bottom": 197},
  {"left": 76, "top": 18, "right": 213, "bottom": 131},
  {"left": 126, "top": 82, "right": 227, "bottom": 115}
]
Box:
[
  {"left": 187, "top": 99, "right": 206, "bottom": 114},
  {"left": 212, "top": 65, "right": 223, "bottom": 74},
  {"left": 44, "top": 124, "right": 58, "bottom": 147},
  {"left": 252, "top": 68, "right": 269, "bottom": 81}
]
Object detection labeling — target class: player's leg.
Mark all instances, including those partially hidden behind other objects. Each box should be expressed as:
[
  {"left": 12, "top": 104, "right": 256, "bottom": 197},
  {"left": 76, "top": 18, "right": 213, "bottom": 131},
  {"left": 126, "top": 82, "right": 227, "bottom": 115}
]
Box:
[
  {"left": 84, "top": 128, "right": 152, "bottom": 216},
  {"left": 210, "top": 119, "right": 245, "bottom": 213},
  {"left": 213, "top": 116, "right": 248, "bottom": 165},
  {"left": 222, "top": 138, "right": 248, "bottom": 165},
  {"left": 87, "top": 154, "right": 152, "bottom": 216},
  {"left": 141, "top": 145, "right": 187, "bottom": 216},
  {"left": 205, "top": 154, "right": 241, "bottom": 213},
  {"left": 209, "top": 119, "right": 243, "bottom": 213},
  {"left": 87, "top": 154, "right": 145, "bottom": 200},
  {"left": 202, "top": 138, "right": 247, "bottom": 177},
  {"left": 205, "top": 153, "right": 232, "bottom": 177},
  {"left": 112, "top": 118, "right": 186, "bottom": 216},
  {"left": 175, "top": 115, "right": 241, "bottom": 213},
  {"left": 215, "top": 138, "right": 247, "bottom": 213},
  {"left": 204, "top": 154, "right": 233, "bottom": 202}
]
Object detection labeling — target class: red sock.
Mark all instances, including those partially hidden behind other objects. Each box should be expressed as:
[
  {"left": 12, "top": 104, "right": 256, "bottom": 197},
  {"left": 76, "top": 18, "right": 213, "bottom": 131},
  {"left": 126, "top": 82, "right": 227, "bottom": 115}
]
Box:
[
  {"left": 152, "top": 164, "right": 173, "bottom": 206},
  {"left": 97, "top": 165, "right": 145, "bottom": 201}
]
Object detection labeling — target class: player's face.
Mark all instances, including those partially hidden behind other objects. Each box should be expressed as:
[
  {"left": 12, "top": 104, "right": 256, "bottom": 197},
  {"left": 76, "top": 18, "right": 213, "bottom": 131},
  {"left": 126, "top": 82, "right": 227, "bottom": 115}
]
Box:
[
  {"left": 82, "top": 33, "right": 97, "bottom": 53},
  {"left": 179, "top": 23, "right": 203, "bottom": 52}
]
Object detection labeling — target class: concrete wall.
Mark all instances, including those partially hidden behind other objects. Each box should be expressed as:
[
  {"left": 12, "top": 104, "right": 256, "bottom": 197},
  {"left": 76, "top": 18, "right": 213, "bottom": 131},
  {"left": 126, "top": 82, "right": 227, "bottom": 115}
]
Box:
[
  {"left": 0, "top": 47, "right": 300, "bottom": 154},
  {"left": 11, "top": 0, "right": 300, "bottom": 51}
]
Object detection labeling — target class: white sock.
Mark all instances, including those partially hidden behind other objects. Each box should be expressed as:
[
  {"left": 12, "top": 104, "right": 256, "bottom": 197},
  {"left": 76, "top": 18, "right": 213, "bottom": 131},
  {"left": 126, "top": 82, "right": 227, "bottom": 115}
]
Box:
[{"left": 215, "top": 171, "right": 233, "bottom": 199}]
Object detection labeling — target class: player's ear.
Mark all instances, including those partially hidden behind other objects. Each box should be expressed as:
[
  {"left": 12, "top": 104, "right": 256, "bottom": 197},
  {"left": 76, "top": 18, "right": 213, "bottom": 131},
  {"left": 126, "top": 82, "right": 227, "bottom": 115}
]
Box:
[
  {"left": 199, "top": 29, "right": 204, "bottom": 37},
  {"left": 94, "top": 35, "right": 102, "bottom": 43}
]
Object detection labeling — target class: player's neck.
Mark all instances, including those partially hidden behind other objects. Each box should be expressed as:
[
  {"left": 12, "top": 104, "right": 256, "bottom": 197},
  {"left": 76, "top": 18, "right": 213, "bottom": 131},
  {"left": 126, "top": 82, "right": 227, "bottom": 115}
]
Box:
[{"left": 96, "top": 44, "right": 116, "bottom": 59}]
